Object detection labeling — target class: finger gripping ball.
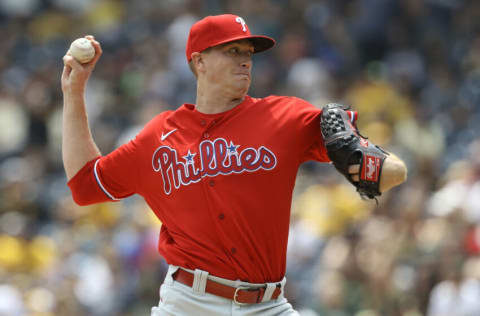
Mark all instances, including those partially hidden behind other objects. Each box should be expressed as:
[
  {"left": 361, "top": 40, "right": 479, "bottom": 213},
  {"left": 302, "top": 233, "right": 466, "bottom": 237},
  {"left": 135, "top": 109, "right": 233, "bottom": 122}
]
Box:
[{"left": 69, "top": 38, "right": 95, "bottom": 64}]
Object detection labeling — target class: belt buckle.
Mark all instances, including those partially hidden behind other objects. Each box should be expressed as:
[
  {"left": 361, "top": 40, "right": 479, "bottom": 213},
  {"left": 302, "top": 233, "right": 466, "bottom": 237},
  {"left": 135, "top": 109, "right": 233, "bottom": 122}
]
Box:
[{"left": 233, "top": 286, "right": 252, "bottom": 306}]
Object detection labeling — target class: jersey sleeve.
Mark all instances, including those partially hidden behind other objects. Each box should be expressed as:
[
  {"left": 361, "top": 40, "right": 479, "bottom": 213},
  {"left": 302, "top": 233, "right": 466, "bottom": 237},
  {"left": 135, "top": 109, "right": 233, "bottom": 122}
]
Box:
[
  {"left": 293, "top": 98, "right": 359, "bottom": 163},
  {"left": 67, "top": 136, "right": 141, "bottom": 205},
  {"left": 67, "top": 113, "right": 166, "bottom": 206},
  {"left": 288, "top": 97, "right": 331, "bottom": 163}
]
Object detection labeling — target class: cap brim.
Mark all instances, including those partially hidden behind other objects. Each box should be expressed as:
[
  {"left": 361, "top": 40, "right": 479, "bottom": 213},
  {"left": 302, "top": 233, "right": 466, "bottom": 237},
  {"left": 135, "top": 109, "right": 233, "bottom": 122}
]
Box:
[
  {"left": 210, "top": 35, "right": 276, "bottom": 54},
  {"left": 250, "top": 36, "right": 276, "bottom": 53}
]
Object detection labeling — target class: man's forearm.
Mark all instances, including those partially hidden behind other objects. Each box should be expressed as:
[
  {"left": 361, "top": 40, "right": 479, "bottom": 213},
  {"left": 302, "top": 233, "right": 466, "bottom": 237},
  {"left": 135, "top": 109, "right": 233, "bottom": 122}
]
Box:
[
  {"left": 62, "top": 92, "right": 101, "bottom": 181},
  {"left": 379, "top": 153, "right": 407, "bottom": 192}
]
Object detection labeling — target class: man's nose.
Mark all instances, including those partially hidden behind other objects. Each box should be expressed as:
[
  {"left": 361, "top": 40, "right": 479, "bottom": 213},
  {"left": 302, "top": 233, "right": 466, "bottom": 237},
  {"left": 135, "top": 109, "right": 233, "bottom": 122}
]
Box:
[{"left": 240, "top": 59, "right": 252, "bottom": 69}]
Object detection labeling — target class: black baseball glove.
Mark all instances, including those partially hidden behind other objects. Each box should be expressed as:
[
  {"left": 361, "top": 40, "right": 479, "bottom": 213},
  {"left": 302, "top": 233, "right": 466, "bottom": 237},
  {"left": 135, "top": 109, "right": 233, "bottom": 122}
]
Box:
[{"left": 320, "top": 103, "right": 389, "bottom": 199}]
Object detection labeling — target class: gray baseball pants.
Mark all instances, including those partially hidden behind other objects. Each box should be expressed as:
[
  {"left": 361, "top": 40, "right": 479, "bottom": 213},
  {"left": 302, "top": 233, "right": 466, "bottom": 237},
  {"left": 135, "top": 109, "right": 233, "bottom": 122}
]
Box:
[{"left": 151, "top": 265, "right": 299, "bottom": 316}]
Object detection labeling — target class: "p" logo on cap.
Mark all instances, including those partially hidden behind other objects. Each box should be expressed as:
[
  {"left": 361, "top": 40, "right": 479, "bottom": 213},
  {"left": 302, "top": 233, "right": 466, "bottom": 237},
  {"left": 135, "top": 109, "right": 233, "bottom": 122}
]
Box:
[{"left": 235, "top": 16, "right": 247, "bottom": 32}]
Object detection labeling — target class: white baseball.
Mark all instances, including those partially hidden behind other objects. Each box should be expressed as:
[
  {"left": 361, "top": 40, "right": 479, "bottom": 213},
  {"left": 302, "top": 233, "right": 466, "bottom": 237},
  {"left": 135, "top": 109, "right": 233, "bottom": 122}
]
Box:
[{"left": 69, "top": 38, "right": 95, "bottom": 64}]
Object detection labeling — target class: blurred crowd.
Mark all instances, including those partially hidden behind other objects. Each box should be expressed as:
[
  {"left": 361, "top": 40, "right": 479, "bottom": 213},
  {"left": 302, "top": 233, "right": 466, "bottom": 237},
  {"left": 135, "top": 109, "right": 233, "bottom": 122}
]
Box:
[{"left": 1, "top": 0, "right": 480, "bottom": 315}]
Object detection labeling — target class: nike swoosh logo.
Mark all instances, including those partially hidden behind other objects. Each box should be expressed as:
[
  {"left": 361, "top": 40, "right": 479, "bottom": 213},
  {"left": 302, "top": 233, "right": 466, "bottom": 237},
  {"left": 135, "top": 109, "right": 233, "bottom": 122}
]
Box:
[{"left": 161, "top": 129, "right": 177, "bottom": 141}]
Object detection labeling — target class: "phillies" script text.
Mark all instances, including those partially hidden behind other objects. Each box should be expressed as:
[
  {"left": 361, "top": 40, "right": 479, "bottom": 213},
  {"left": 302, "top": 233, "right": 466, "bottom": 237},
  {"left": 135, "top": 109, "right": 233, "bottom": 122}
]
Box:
[{"left": 152, "top": 138, "right": 277, "bottom": 194}]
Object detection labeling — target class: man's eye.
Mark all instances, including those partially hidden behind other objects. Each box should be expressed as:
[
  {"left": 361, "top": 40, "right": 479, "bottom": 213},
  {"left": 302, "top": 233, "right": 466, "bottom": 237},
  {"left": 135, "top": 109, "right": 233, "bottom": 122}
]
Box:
[{"left": 226, "top": 47, "right": 253, "bottom": 57}]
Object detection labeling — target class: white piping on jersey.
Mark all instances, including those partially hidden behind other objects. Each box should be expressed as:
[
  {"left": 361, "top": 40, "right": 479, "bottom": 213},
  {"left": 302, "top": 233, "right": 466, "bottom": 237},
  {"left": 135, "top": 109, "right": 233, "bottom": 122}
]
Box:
[{"left": 94, "top": 159, "right": 121, "bottom": 201}]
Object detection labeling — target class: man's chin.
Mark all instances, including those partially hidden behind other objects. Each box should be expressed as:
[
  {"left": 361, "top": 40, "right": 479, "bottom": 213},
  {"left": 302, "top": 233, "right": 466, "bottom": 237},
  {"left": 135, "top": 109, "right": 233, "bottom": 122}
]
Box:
[
  {"left": 236, "top": 82, "right": 250, "bottom": 94},
  {"left": 225, "top": 81, "right": 250, "bottom": 97},
  {"left": 238, "top": 87, "right": 249, "bottom": 97}
]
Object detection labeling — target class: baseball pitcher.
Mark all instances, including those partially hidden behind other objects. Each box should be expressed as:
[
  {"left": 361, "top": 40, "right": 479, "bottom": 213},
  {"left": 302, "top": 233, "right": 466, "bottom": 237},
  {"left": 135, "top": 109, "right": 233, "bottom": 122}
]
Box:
[{"left": 61, "top": 14, "right": 407, "bottom": 316}]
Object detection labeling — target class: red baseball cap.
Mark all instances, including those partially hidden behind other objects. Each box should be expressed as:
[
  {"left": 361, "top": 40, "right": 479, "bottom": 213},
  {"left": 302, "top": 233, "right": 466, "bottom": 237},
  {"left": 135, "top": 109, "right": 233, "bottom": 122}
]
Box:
[{"left": 186, "top": 14, "right": 275, "bottom": 62}]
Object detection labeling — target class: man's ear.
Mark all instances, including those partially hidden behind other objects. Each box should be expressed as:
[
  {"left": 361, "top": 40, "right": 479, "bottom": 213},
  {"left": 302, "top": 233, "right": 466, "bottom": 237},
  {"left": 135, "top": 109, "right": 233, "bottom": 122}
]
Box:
[{"left": 191, "top": 52, "right": 205, "bottom": 74}]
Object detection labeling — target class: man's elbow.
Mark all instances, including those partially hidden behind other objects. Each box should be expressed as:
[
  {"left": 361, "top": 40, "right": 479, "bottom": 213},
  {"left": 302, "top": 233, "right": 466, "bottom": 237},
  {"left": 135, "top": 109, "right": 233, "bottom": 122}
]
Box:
[
  {"left": 71, "top": 191, "right": 94, "bottom": 206},
  {"left": 69, "top": 187, "right": 105, "bottom": 206},
  {"left": 66, "top": 158, "right": 106, "bottom": 206},
  {"left": 400, "top": 161, "right": 408, "bottom": 184}
]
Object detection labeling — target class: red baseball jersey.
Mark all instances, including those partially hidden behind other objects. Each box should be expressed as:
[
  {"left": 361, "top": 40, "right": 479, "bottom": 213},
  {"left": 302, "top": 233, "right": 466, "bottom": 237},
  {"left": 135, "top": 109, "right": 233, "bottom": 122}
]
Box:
[{"left": 68, "top": 95, "right": 330, "bottom": 283}]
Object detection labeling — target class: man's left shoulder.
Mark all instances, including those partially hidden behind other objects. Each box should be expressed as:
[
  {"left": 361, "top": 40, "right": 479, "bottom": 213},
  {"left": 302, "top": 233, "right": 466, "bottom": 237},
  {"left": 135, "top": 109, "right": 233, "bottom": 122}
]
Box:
[
  {"left": 254, "top": 95, "right": 319, "bottom": 111},
  {"left": 252, "top": 95, "right": 292, "bottom": 103},
  {"left": 249, "top": 95, "right": 307, "bottom": 106}
]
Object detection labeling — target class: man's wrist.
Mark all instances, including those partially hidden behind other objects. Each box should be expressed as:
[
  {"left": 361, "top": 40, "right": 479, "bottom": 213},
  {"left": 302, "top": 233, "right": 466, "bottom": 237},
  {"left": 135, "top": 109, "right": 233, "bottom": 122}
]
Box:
[{"left": 63, "top": 90, "right": 86, "bottom": 103}]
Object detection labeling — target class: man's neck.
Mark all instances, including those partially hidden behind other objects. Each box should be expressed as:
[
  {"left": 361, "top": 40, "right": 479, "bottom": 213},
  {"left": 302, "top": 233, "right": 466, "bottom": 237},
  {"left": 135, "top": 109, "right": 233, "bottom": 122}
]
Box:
[{"left": 195, "top": 82, "right": 247, "bottom": 114}]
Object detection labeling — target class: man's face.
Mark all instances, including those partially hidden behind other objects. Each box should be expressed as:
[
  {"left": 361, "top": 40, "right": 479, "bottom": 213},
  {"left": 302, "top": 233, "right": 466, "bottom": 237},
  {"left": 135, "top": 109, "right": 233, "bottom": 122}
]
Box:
[{"left": 200, "top": 39, "right": 254, "bottom": 95}]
